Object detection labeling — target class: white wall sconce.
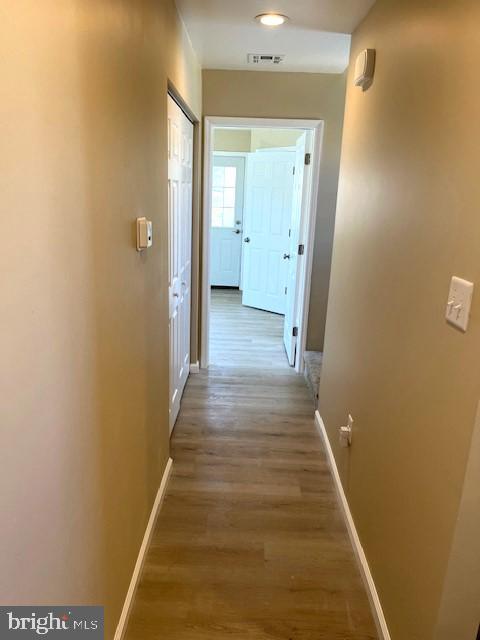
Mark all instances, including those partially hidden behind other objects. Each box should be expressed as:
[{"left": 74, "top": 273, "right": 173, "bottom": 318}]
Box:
[{"left": 354, "top": 49, "right": 376, "bottom": 90}]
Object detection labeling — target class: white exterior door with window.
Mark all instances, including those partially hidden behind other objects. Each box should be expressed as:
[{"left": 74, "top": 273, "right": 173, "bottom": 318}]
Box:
[
  {"left": 242, "top": 151, "right": 295, "bottom": 315},
  {"left": 210, "top": 155, "right": 245, "bottom": 287},
  {"left": 168, "top": 95, "right": 193, "bottom": 433}
]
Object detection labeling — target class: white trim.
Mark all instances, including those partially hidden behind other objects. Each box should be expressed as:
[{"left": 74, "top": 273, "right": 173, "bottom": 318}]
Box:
[
  {"left": 205, "top": 116, "right": 322, "bottom": 130},
  {"left": 314, "top": 412, "right": 391, "bottom": 640},
  {"left": 255, "top": 146, "right": 296, "bottom": 152},
  {"left": 202, "top": 116, "right": 323, "bottom": 371},
  {"left": 213, "top": 151, "right": 250, "bottom": 158},
  {"left": 114, "top": 457, "right": 173, "bottom": 640},
  {"left": 189, "top": 361, "right": 200, "bottom": 374}
]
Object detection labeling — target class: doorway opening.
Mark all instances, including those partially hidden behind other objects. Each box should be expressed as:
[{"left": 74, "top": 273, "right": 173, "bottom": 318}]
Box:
[{"left": 202, "top": 117, "right": 323, "bottom": 372}]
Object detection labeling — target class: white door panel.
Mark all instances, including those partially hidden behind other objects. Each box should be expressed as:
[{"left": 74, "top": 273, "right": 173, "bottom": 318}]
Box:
[
  {"left": 210, "top": 155, "right": 245, "bottom": 287},
  {"left": 168, "top": 95, "right": 193, "bottom": 433},
  {"left": 242, "top": 151, "right": 295, "bottom": 315},
  {"left": 283, "top": 132, "right": 311, "bottom": 365}
]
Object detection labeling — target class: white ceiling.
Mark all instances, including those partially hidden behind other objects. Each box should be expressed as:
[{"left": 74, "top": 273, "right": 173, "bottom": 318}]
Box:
[{"left": 175, "top": 0, "right": 376, "bottom": 73}]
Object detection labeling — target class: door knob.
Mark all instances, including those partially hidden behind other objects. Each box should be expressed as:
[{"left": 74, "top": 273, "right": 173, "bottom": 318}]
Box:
[
  {"left": 244, "top": 237, "right": 251, "bottom": 243},
  {"left": 283, "top": 253, "right": 291, "bottom": 260},
  {"left": 232, "top": 229, "right": 241, "bottom": 234}
]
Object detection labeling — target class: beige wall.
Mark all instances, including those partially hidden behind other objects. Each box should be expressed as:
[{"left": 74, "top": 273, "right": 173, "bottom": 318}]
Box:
[
  {"left": 434, "top": 401, "right": 480, "bottom": 640},
  {"left": 250, "top": 128, "right": 303, "bottom": 151},
  {"left": 203, "top": 70, "right": 347, "bottom": 351},
  {"left": 213, "top": 128, "right": 303, "bottom": 153},
  {"left": 214, "top": 129, "right": 251, "bottom": 152},
  {"left": 0, "top": 1, "right": 201, "bottom": 637},
  {"left": 319, "top": 1, "right": 480, "bottom": 638}
]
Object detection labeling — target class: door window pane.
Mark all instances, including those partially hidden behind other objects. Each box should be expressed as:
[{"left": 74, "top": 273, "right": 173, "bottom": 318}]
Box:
[
  {"left": 223, "top": 187, "right": 235, "bottom": 207},
  {"left": 211, "top": 164, "right": 237, "bottom": 228},
  {"left": 212, "top": 166, "right": 225, "bottom": 187},
  {"left": 212, "top": 207, "right": 224, "bottom": 227},
  {"left": 224, "top": 166, "right": 236, "bottom": 187},
  {"left": 212, "top": 188, "right": 224, "bottom": 208},
  {"left": 223, "top": 208, "right": 235, "bottom": 228}
]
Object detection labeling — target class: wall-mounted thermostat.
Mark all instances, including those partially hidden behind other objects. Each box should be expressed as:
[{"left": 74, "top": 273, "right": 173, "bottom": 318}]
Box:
[
  {"left": 354, "top": 48, "right": 376, "bottom": 90},
  {"left": 136, "top": 217, "right": 153, "bottom": 251}
]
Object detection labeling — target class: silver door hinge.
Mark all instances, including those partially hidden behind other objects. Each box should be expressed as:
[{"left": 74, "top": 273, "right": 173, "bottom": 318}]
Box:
[
  {"left": 284, "top": 287, "right": 287, "bottom": 295},
  {"left": 292, "top": 166, "right": 295, "bottom": 175},
  {"left": 292, "top": 326, "right": 298, "bottom": 337},
  {"left": 304, "top": 153, "right": 311, "bottom": 165},
  {"left": 298, "top": 244, "right": 305, "bottom": 255}
]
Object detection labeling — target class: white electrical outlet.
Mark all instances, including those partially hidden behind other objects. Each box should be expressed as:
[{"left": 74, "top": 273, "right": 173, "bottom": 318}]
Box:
[
  {"left": 339, "top": 414, "right": 353, "bottom": 448},
  {"left": 446, "top": 276, "right": 474, "bottom": 332}
]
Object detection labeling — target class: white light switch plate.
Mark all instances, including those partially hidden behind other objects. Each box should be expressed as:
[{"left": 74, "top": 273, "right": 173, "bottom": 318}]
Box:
[{"left": 446, "top": 276, "right": 474, "bottom": 332}]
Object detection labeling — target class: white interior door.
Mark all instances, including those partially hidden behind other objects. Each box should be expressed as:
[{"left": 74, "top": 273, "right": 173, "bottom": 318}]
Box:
[
  {"left": 210, "top": 155, "right": 245, "bottom": 287},
  {"left": 168, "top": 95, "right": 193, "bottom": 433},
  {"left": 283, "top": 133, "right": 311, "bottom": 365},
  {"left": 242, "top": 151, "right": 295, "bottom": 315}
]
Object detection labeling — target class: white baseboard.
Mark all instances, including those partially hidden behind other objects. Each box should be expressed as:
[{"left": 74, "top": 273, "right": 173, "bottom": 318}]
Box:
[
  {"left": 314, "top": 411, "right": 391, "bottom": 640},
  {"left": 189, "top": 361, "right": 200, "bottom": 374},
  {"left": 114, "top": 457, "right": 173, "bottom": 640}
]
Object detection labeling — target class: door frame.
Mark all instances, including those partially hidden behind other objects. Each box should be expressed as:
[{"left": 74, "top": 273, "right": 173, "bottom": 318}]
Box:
[{"left": 201, "top": 116, "right": 324, "bottom": 373}]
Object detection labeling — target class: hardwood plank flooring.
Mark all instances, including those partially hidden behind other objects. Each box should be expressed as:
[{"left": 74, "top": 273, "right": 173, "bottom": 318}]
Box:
[
  {"left": 124, "top": 291, "right": 377, "bottom": 640},
  {"left": 209, "top": 289, "right": 288, "bottom": 369}
]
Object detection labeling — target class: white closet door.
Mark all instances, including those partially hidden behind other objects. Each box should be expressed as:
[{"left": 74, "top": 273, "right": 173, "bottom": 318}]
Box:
[
  {"left": 168, "top": 95, "right": 193, "bottom": 433},
  {"left": 242, "top": 151, "right": 295, "bottom": 315}
]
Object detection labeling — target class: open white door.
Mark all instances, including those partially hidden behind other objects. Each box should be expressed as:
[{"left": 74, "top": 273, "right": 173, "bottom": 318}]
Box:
[
  {"left": 283, "top": 132, "right": 311, "bottom": 365},
  {"left": 168, "top": 95, "right": 193, "bottom": 433},
  {"left": 242, "top": 151, "right": 295, "bottom": 315},
  {"left": 210, "top": 155, "right": 245, "bottom": 287}
]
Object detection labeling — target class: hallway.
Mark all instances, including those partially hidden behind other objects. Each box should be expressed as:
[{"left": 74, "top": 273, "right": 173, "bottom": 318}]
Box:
[{"left": 124, "top": 291, "right": 377, "bottom": 639}]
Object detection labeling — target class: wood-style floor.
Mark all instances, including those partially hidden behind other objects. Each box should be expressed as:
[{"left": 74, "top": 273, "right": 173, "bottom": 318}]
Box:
[
  {"left": 124, "top": 290, "right": 377, "bottom": 640},
  {"left": 209, "top": 289, "right": 288, "bottom": 369}
]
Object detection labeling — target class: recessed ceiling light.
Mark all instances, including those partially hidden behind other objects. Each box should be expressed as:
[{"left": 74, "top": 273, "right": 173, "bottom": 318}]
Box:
[{"left": 255, "top": 13, "right": 289, "bottom": 27}]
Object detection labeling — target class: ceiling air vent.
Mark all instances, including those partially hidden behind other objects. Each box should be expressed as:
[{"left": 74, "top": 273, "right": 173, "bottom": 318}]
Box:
[{"left": 247, "top": 53, "right": 285, "bottom": 65}]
